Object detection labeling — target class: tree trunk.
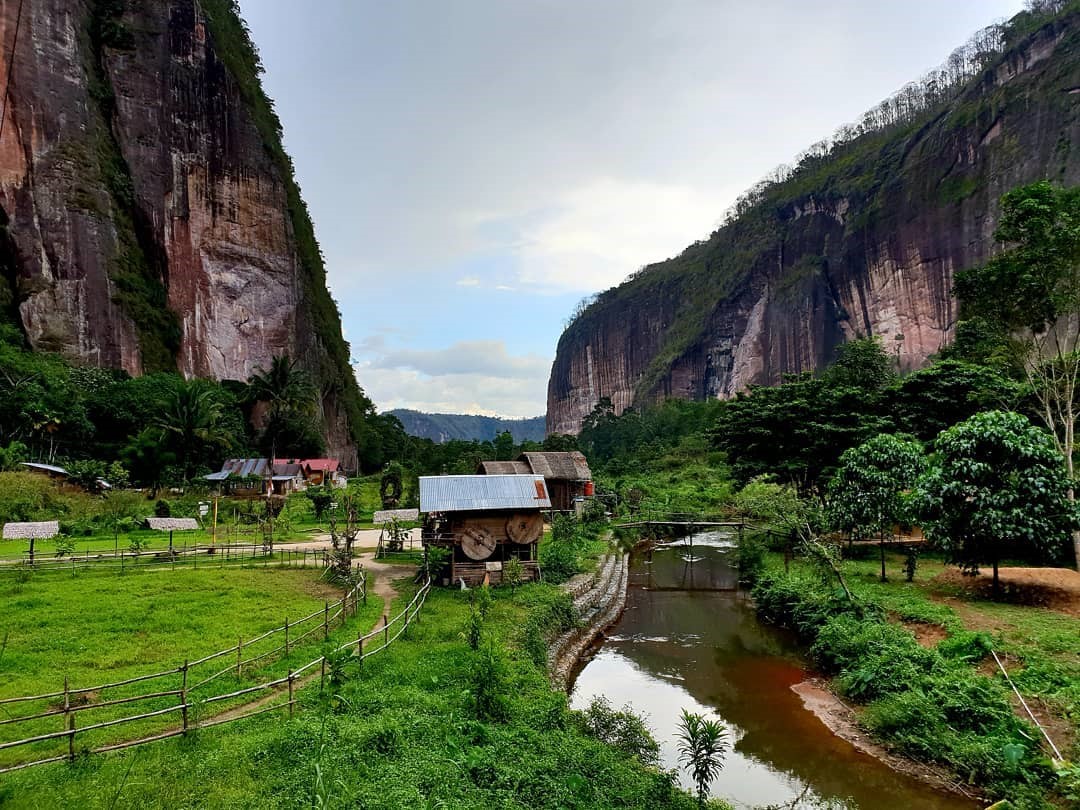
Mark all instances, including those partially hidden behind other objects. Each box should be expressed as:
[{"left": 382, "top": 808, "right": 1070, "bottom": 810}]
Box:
[
  {"left": 1069, "top": 486, "right": 1080, "bottom": 572},
  {"left": 879, "top": 529, "right": 887, "bottom": 583},
  {"left": 992, "top": 558, "right": 1000, "bottom": 599}
]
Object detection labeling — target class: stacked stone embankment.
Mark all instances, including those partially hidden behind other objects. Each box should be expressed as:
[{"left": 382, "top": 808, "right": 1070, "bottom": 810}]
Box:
[{"left": 548, "top": 551, "right": 629, "bottom": 690}]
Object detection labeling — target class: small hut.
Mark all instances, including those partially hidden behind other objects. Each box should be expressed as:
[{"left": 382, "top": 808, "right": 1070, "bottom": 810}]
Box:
[
  {"left": 478, "top": 452, "right": 592, "bottom": 512},
  {"left": 420, "top": 474, "right": 549, "bottom": 586}
]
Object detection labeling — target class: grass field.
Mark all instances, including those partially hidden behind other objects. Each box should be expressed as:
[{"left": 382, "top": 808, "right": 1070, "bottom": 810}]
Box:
[
  {"left": 0, "top": 564, "right": 386, "bottom": 767},
  {"left": 0, "top": 580, "right": 711, "bottom": 810}
]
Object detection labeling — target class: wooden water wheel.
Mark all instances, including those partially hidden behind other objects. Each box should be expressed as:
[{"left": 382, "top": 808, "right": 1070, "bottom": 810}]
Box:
[
  {"left": 506, "top": 512, "right": 543, "bottom": 544},
  {"left": 460, "top": 526, "right": 497, "bottom": 560}
]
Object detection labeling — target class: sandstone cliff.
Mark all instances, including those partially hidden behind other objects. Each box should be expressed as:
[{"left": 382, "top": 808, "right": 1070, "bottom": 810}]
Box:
[
  {"left": 547, "top": 8, "right": 1080, "bottom": 435},
  {"left": 0, "top": 0, "right": 366, "bottom": 461}
]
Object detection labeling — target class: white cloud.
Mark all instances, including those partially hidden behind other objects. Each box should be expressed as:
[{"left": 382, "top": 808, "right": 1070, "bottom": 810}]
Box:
[
  {"left": 353, "top": 338, "right": 551, "bottom": 417},
  {"left": 489, "top": 178, "right": 742, "bottom": 293},
  {"left": 456, "top": 276, "right": 481, "bottom": 287}
]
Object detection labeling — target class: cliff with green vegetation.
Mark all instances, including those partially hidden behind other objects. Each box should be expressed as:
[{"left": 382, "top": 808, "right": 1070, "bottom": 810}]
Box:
[
  {"left": 548, "top": 2, "right": 1080, "bottom": 434},
  {"left": 0, "top": 0, "right": 372, "bottom": 461}
]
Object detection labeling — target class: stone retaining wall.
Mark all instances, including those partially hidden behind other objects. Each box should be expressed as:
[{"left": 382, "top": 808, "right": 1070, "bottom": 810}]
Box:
[{"left": 548, "top": 552, "right": 629, "bottom": 690}]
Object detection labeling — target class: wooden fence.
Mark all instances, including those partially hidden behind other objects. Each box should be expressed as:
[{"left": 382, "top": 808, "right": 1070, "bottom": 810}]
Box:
[
  {"left": 0, "top": 544, "right": 328, "bottom": 576},
  {"left": 0, "top": 574, "right": 439, "bottom": 775}
]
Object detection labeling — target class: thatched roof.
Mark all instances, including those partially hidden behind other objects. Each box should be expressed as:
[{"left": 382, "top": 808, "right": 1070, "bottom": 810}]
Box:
[
  {"left": 477, "top": 460, "right": 531, "bottom": 475},
  {"left": 519, "top": 452, "right": 591, "bottom": 481},
  {"left": 2, "top": 521, "right": 59, "bottom": 540},
  {"left": 146, "top": 517, "right": 200, "bottom": 531}
]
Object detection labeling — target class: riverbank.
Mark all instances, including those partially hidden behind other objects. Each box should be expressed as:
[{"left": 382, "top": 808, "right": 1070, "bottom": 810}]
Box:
[
  {"left": 750, "top": 550, "right": 1079, "bottom": 808},
  {"left": 548, "top": 550, "right": 629, "bottom": 689}
]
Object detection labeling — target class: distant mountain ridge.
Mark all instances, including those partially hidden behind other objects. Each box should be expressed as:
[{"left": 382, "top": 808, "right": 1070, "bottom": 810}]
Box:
[{"left": 388, "top": 410, "right": 546, "bottom": 443}]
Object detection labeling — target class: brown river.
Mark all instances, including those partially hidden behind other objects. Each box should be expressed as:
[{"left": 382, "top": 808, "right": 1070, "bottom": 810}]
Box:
[{"left": 568, "top": 533, "right": 981, "bottom": 810}]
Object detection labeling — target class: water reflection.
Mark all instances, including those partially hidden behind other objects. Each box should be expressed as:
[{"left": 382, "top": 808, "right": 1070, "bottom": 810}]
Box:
[{"left": 570, "top": 535, "right": 978, "bottom": 810}]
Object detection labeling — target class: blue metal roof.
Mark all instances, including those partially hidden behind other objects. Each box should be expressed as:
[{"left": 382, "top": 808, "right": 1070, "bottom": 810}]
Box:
[{"left": 419, "top": 474, "right": 550, "bottom": 513}]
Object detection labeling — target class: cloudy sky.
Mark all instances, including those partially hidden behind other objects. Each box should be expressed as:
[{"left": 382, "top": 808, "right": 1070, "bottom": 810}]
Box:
[{"left": 240, "top": 0, "right": 1025, "bottom": 418}]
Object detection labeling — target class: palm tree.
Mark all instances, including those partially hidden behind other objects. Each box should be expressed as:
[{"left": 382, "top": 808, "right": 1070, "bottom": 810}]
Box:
[
  {"left": 154, "top": 378, "right": 232, "bottom": 481},
  {"left": 676, "top": 709, "right": 729, "bottom": 808},
  {"left": 245, "top": 355, "right": 318, "bottom": 458}
]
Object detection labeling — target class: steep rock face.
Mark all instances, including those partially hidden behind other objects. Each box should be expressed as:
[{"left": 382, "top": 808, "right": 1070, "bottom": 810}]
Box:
[
  {"left": 548, "top": 13, "right": 1080, "bottom": 435},
  {"left": 0, "top": 0, "right": 359, "bottom": 461}
]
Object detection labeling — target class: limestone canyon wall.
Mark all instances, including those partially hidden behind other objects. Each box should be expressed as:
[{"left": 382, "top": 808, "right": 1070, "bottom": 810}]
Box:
[
  {"left": 0, "top": 0, "right": 359, "bottom": 459},
  {"left": 548, "top": 13, "right": 1080, "bottom": 435}
]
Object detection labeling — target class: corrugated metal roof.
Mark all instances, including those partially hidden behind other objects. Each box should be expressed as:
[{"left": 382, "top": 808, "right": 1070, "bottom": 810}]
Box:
[
  {"left": 519, "top": 452, "right": 591, "bottom": 481},
  {"left": 220, "top": 459, "right": 271, "bottom": 477},
  {"left": 21, "top": 462, "right": 68, "bottom": 475},
  {"left": 2, "top": 521, "right": 60, "bottom": 540},
  {"left": 419, "top": 475, "right": 550, "bottom": 513},
  {"left": 204, "top": 471, "right": 230, "bottom": 481}
]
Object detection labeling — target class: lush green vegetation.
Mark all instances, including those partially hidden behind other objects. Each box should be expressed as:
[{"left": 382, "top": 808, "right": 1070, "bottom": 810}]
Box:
[
  {"left": 0, "top": 579, "right": 725, "bottom": 809},
  {"left": 748, "top": 551, "right": 1078, "bottom": 808}
]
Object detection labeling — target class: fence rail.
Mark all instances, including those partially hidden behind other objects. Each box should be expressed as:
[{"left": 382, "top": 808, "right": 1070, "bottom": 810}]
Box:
[
  {"left": 0, "top": 572, "right": 429, "bottom": 776},
  {"left": 0, "top": 544, "right": 332, "bottom": 576}
]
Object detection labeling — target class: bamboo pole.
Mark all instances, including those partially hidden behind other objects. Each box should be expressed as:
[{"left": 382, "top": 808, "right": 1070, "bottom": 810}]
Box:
[
  {"left": 323, "top": 602, "right": 329, "bottom": 640},
  {"left": 180, "top": 660, "right": 189, "bottom": 734},
  {"left": 236, "top": 636, "right": 242, "bottom": 678},
  {"left": 284, "top": 617, "right": 289, "bottom": 656}
]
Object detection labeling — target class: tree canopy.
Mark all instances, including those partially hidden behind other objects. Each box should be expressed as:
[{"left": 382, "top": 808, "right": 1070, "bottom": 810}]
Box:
[{"left": 916, "top": 410, "right": 1077, "bottom": 592}]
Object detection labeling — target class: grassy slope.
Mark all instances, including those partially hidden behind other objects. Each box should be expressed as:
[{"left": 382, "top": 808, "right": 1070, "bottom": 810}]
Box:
[{"left": 0, "top": 580, "right": 716, "bottom": 809}]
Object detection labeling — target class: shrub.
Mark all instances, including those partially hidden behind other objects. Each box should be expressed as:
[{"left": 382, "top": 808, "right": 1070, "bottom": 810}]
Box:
[
  {"left": 577, "top": 696, "right": 661, "bottom": 768},
  {"left": 154, "top": 499, "right": 171, "bottom": 517}
]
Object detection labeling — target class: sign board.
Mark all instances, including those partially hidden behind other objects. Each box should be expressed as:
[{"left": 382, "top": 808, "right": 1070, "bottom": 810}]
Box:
[
  {"left": 373, "top": 508, "right": 419, "bottom": 524},
  {"left": 485, "top": 561, "right": 503, "bottom": 572},
  {"left": 198, "top": 502, "right": 210, "bottom": 517}
]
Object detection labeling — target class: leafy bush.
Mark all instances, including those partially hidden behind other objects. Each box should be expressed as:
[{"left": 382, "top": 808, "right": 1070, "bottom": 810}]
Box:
[
  {"left": 754, "top": 572, "right": 1050, "bottom": 801},
  {"left": 539, "top": 515, "right": 588, "bottom": 584},
  {"left": 577, "top": 696, "right": 661, "bottom": 768}
]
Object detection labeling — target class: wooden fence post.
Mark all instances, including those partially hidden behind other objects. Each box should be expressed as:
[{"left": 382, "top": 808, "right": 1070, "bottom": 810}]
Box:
[
  {"left": 357, "top": 630, "right": 363, "bottom": 667},
  {"left": 320, "top": 657, "right": 326, "bottom": 692},
  {"left": 236, "top": 636, "right": 243, "bottom": 678},
  {"left": 284, "top": 617, "right": 290, "bottom": 657},
  {"left": 68, "top": 712, "right": 76, "bottom": 762},
  {"left": 287, "top": 671, "right": 294, "bottom": 719},
  {"left": 323, "top": 601, "right": 329, "bottom": 640},
  {"left": 383, "top": 614, "right": 388, "bottom": 648},
  {"left": 362, "top": 573, "right": 367, "bottom": 605},
  {"left": 181, "top": 660, "right": 189, "bottom": 734}
]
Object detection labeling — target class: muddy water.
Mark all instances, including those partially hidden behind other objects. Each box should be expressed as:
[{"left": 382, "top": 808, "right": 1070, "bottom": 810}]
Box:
[{"left": 569, "top": 534, "right": 979, "bottom": 810}]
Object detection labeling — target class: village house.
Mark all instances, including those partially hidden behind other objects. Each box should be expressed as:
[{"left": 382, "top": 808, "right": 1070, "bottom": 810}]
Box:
[
  {"left": 478, "top": 451, "right": 592, "bottom": 512},
  {"left": 420, "top": 474, "right": 549, "bottom": 587}
]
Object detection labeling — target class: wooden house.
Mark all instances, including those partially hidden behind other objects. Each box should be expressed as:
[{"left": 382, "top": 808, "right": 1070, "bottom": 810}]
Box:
[
  {"left": 478, "top": 451, "right": 592, "bottom": 512},
  {"left": 420, "top": 474, "right": 549, "bottom": 586},
  {"left": 204, "top": 459, "right": 304, "bottom": 496}
]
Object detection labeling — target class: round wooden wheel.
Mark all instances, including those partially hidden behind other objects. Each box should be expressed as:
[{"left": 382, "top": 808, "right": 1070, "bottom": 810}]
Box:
[
  {"left": 460, "top": 526, "right": 497, "bottom": 560},
  {"left": 506, "top": 512, "right": 543, "bottom": 544}
]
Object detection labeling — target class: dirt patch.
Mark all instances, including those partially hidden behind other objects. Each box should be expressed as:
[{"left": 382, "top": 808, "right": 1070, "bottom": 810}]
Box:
[
  {"left": 899, "top": 618, "right": 949, "bottom": 649},
  {"left": 792, "top": 679, "right": 984, "bottom": 802},
  {"left": 932, "top": 567, "right": 1080, "bottom": 618}
]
